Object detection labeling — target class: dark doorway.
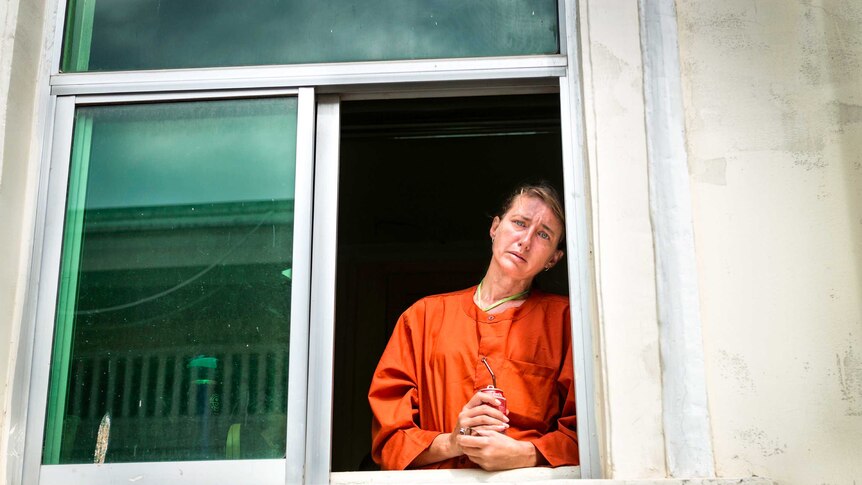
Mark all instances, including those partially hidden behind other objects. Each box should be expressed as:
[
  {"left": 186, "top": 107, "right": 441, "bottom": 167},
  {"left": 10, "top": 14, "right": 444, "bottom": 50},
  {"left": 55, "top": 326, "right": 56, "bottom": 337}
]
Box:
[{"left": 331, "top": 93, "right": 568, "bottom": 471}]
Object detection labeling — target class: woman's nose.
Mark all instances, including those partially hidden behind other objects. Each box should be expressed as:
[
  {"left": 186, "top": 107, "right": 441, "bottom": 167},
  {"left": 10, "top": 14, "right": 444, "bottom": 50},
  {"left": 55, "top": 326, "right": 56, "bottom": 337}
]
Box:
[{"left": 518, "top": 230, "right": 533, "bottom": 250}]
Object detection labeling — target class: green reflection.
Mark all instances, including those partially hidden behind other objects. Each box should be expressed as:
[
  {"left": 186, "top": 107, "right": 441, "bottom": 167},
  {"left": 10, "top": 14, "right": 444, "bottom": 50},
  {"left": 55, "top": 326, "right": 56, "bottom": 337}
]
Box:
[
  {"left": 43, "top": 98, "right": 297, "bottom": 464},
  {"left": 62, "top": 0, "right": 559, "bottom": 72}
]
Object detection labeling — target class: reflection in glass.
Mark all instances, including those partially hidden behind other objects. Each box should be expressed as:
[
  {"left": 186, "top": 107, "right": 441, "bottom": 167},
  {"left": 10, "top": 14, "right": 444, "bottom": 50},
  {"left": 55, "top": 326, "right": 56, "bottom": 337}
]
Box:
[
  {"left": 61, "top": 0, "right": 559, "bottom": 72},
  {"left": 43, "top": 98, "right": 298, "bottom": 464}
]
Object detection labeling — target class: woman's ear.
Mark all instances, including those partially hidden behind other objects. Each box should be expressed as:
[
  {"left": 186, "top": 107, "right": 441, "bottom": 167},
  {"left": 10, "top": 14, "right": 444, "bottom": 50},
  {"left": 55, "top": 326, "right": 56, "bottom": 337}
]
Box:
[
  {"left": 547, "top": 249, "right": 564, "bottom": 269},
  {"left": 489, "top": 216, "right": 501, "bottom": 241}
]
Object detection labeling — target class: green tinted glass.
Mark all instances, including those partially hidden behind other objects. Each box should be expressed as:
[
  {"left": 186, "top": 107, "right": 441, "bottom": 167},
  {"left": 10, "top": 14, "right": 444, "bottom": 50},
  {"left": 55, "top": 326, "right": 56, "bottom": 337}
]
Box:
[
  {"left": 61, "top": 0, "right": 559, "bottom": 72},
  {"left": 43, "top": 98, "right": 298, "bottom": 464}
]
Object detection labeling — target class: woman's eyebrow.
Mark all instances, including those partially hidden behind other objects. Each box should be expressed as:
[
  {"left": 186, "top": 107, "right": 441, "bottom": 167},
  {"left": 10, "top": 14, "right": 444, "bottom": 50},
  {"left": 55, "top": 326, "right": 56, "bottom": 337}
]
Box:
[
  {"left": 540, "top": 223, "right": 557, "bottom": 235},
  {"left": 513, "top": 213, "right": 558, "bottom": 235}
]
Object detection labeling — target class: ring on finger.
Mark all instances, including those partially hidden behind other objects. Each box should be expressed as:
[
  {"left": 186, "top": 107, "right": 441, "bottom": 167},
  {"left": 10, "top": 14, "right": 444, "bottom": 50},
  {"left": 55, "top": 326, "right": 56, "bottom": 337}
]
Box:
[{"left": 458, "top": 427, "right": 472, "bottom": 435}]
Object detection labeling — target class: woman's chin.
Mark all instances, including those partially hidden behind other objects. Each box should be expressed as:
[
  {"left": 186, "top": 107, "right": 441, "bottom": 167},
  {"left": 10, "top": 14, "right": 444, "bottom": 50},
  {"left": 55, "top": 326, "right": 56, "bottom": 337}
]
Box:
[{"left": 496, "top": 264, "right": 537, "bottom": 281}]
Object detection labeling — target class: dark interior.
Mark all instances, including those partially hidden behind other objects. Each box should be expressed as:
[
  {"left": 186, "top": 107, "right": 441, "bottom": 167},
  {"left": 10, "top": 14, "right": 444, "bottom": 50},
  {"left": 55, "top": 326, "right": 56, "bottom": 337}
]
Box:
[{"left": 331, "top": 93, "right": 568, "bottom": 471}]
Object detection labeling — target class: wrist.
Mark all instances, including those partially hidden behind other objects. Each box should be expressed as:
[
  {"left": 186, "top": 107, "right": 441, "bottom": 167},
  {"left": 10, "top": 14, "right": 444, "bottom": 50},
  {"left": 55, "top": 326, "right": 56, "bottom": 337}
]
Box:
[
  {"left": 444, "top": 432, "right": 462, "bottom": 459},
  {"left": 521, "top": 441, "right": 539, "bottom": 468}
]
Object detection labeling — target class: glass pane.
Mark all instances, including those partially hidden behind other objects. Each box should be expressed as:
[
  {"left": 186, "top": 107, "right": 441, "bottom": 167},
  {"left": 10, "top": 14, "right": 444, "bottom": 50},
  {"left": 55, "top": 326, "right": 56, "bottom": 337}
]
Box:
[
  {"left": 61, "top": 0, "right": 559, "bottom": 72},
  {"left": 43, "top": 98, "right": 298, "bottom": 464}
]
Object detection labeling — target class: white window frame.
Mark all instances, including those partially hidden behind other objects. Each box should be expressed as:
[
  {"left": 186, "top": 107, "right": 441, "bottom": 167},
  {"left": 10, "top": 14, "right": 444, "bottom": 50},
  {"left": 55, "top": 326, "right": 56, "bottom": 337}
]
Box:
[{"left": 10, "top": 0, "right": 601, "bottom": 483}]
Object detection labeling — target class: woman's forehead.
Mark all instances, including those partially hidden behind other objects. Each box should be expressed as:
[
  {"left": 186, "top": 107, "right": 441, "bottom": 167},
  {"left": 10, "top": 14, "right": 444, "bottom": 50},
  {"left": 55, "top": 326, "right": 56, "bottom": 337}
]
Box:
[{"left": 506, "top": 195, "right": 563, "bottom": 226}]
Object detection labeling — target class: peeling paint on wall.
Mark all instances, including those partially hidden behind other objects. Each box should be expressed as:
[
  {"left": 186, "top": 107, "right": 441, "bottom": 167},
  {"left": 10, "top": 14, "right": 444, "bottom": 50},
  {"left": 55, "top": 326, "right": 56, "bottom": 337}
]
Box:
[
  {"left": 734, "top": 427, "right": 787, "bottom": 458},
  {"left": 798, "top": 2, "right": 862, "bottom": 86},
  {"left": 836, "top": 341, "right": 862, "bottom": 416},
  {"left": 779, "top": 102, "right": 828, "bottom": 170},
  {"left": 717, "top": 349, "right": 755, "bottom": 392},
  {"left": 838, "top": 103, "right": 862, "bottom": 126},
  {"left": 678, "top": 9, "right": 765, "bottom": 51}
]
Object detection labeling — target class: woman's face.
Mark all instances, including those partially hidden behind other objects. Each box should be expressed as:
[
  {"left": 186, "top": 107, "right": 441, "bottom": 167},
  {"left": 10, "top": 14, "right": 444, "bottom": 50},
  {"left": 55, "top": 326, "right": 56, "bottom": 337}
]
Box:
[{"left": 489, "top": 195, "right": 564, "bottom": 281}]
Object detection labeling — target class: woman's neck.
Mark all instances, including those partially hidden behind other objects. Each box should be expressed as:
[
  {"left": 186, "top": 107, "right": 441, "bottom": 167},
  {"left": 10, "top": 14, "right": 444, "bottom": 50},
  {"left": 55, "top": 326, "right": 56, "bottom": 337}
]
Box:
[{"left": 477, "top": 267, "right": 532, "bottom": 307}]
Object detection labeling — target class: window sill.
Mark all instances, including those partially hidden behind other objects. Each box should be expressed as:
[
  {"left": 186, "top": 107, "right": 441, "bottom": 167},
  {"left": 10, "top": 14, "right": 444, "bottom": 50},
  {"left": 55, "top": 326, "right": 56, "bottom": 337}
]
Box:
[
  {"left": 331, "top": 466, "right": 579, "bottom": 484},
  {"left": 330, "top": 469, "right": 775, "bottom": 485}
]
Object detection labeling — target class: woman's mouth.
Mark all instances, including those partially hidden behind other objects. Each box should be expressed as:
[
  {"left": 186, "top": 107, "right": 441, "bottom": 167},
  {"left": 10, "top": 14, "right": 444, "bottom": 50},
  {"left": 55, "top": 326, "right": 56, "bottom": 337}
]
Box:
[{"left": 506, "top": 251, "right": 527, "bottom": 263}]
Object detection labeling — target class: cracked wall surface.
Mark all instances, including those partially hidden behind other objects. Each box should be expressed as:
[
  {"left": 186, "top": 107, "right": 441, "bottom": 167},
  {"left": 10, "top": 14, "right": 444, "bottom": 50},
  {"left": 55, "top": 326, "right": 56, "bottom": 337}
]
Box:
[{"left": 677, "top": 0, "right": 862, "bottom": 483}]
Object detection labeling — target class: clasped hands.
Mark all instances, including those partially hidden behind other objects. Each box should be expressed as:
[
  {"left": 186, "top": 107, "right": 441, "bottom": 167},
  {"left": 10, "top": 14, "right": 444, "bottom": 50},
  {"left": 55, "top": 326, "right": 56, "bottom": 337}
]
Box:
[{"left": 448, "top": 391, "right": 538, "bottom": 470}]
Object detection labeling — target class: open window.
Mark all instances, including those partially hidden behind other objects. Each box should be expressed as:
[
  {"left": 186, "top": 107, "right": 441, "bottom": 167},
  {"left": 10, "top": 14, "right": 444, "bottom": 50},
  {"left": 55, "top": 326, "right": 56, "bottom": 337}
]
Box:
[{"left": 330, "top": 94, "right": 570, "bottom": 472}]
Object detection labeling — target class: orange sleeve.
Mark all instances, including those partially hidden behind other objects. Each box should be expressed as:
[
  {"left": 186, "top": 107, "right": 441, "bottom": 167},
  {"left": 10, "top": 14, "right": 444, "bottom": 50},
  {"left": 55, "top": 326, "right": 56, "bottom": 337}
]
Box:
[
  {"left": 528, "top": 320, "right": 579, "bottom": 467},
  {"left": 368, "top": 305, "right": 440, "bottom": 470}
]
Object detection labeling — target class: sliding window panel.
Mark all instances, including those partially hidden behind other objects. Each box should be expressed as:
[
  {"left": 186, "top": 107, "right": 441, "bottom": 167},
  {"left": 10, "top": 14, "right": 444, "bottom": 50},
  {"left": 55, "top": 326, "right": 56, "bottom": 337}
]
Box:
[
  {"left": 42, "top": 97, "right": 300, "bottom": 466},
  {"left": 60, "top": 0, "right": 559, "bottom": 72}
]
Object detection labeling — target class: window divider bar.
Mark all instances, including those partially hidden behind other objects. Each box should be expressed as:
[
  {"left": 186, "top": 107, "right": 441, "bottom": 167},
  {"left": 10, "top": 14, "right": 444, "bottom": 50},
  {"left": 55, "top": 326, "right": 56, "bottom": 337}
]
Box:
[
  {"left": 306, "top": 95, "right": 341, "bottom": 485},
  {"left": 285, "top": 87, "right": 317, "bottom": 484},
  {"left": 560, "top": 0, "right": 603, "bottom": 478},
  {"left": 49, "top": 56, "right": 567, "bottom": 97}
]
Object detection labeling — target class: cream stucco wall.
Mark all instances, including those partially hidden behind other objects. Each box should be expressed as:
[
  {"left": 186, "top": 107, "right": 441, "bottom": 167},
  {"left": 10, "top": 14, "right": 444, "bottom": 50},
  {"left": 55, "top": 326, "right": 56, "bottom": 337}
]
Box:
[
  {"left": 677, "top": 0, "right": 862, "bottom": 483},
  {"left": 0, "top": 0, "right": 48, "bottom": 480}
]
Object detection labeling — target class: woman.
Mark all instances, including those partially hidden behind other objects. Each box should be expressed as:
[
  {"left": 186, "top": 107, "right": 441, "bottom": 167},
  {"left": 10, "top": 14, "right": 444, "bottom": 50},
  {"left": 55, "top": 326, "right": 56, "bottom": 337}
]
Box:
[{"left": 368, "top": 184, "right": 578, "bottom": 471}]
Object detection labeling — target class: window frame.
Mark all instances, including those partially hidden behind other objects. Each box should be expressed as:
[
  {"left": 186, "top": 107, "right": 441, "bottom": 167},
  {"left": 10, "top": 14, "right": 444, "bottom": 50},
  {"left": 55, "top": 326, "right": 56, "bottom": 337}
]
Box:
[
  {"left": 12, "top": 0, "right": 601, "bottom": 482},
  {"left": 21, "top": 87, "right": 317, "bottom": 485},
  {"left": 306, "top": 82, "right": 596, "bottom": 482}
]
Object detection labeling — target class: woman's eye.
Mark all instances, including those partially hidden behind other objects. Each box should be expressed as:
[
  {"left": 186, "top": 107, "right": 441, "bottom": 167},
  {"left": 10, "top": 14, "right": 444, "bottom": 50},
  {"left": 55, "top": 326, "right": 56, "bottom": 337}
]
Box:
[
  {"left": 538, "top": 231, "right": 550, "bottom": 240},
  {"left": 513, "top": 220, "right": 526, "bottom": 227}
]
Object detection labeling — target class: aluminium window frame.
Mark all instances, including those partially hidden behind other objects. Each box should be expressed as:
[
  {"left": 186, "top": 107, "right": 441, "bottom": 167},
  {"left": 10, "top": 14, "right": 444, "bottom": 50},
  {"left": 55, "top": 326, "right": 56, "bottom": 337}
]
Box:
[
  {"left": 10, "top": 0, "right": 600, "bottom": 483},
  {"left": 304, "top": 79, "right": 598, "bottom": 483},
  {"left": 20, "top": 87, "right": 317, "bottom": 485}
]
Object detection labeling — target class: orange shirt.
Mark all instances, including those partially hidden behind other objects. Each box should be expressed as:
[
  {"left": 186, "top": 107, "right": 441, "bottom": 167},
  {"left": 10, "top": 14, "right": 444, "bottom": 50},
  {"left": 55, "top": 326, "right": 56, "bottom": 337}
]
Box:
[{"left": 369, "top": 286, "right": 578, "bottom": 470}]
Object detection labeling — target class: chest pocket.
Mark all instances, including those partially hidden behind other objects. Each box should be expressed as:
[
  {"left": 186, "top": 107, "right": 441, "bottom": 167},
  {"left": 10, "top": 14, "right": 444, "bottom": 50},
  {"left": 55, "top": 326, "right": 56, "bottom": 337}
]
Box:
[{"left": 501, "top": 358, "right": 559, "bottom": 432}]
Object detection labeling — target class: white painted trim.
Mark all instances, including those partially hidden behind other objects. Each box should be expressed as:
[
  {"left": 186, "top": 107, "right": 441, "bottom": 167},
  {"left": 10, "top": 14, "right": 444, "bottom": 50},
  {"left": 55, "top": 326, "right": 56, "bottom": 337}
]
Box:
[
  {"left": 559, "top": 0, "right": 602, "bottom": 479},
  {"left": 638, "top": 0, "right": 715, "bottom": 477},
  {"left": 49, "top": 56, "right": 567, "bottom": 96},
  {"left": 306, "top": 95, "right": 341, "bottom": 485}
]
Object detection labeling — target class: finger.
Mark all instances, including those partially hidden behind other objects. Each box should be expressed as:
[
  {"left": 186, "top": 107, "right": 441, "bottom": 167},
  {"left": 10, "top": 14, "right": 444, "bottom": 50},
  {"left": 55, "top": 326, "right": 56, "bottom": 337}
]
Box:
[
  {"left": 460, "top": 404, "right": 509, "bottom": 422},
  {"left": 471, "top": 428, "right": 506, "bottom": 438},
  {"left": 465, "top": 391, "right": 504, "bottom": 409},
  {"left": 460, "top": 415, "right": 509, "bottom": 430},
  {"left": 457, "top": 435, "right": 490, "bottom": 451},
  {"left": 471, "top": 424, "right": 508, "bottom": 432}
]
